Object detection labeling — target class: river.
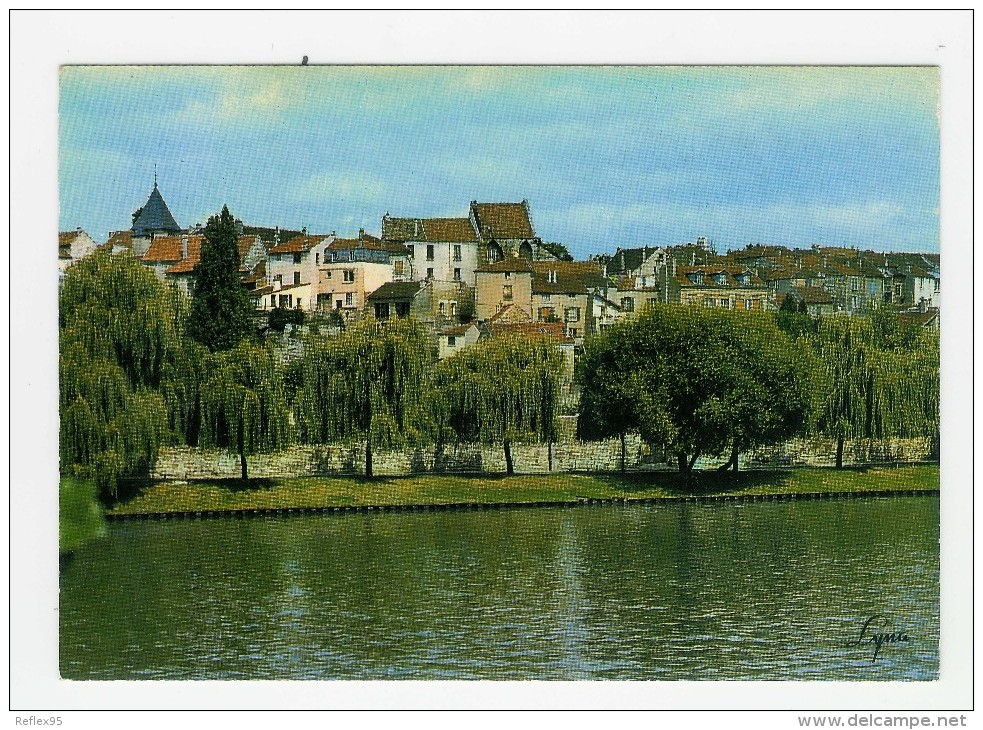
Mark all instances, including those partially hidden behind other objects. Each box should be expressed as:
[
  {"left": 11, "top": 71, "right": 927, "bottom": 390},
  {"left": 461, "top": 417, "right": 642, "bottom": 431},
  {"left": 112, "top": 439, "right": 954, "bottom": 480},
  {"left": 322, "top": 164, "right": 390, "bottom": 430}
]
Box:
[{"left": 59, "top": 495, "right": 938, "bottom": 680}]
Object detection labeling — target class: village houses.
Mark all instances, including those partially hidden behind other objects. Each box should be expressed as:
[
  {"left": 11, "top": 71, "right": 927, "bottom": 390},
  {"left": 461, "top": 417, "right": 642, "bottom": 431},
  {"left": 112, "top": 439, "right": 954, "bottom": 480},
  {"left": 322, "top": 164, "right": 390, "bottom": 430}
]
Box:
[{"left": 65, "top": 180, "right": 942, "bottom": 364}]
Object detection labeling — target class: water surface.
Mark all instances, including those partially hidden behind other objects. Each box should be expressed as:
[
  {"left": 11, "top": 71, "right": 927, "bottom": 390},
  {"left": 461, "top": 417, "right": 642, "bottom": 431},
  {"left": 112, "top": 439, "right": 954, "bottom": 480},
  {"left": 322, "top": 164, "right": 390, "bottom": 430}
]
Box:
[{"left": 60, "top": 496, "right": 939, "bottom": 680}]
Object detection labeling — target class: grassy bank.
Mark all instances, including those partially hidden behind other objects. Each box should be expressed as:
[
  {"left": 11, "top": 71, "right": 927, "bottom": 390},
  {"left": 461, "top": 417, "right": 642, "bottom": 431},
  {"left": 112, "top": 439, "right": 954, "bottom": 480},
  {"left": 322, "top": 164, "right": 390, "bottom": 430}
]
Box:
[{"left": 108, "top": 464, "right": 939, "bottom": 516}]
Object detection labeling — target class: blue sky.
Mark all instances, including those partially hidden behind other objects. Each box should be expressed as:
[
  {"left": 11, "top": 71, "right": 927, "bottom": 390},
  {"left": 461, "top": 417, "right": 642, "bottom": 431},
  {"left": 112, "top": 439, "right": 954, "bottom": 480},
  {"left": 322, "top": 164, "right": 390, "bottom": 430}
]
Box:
[{"left": 59, "top": 65, "right": 939, "bottom": 257}]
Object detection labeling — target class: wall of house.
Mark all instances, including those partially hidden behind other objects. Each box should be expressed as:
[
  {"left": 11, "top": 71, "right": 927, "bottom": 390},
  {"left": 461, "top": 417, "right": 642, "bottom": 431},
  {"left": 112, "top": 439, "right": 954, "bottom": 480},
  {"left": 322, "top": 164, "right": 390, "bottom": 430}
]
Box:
[
  {"left": 318, "top": 261, "right": 392, "bottom": 312},
  {"left": 475, "top": 271, "right": 533, "bottom": 321},
  {"left": 410, "top": 240, "right": 479, "bottom": 285},
  {"left": 153, "top": 435, "right": 935, "bottom": 480}
]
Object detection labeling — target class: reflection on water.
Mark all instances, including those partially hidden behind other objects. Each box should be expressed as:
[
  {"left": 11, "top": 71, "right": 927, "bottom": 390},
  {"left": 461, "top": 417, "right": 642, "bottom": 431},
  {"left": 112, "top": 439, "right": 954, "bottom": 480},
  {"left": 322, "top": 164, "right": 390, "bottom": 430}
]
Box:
[{"left": 60, "top": 496, "right": 939, "bottom": 680}]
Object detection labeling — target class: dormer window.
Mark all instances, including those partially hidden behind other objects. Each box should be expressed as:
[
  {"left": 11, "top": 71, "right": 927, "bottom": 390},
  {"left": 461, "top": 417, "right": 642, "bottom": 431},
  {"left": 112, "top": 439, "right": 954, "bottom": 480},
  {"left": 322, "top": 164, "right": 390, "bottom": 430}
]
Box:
[
  {"left": 688, "top": 272, "right": 704, "bottom": 285},
  {"left": 713, "top": 272, "right": 728, "bottom": 286},
  {"left": 547, "top": 270, "right": 557, "bottom": 284}
]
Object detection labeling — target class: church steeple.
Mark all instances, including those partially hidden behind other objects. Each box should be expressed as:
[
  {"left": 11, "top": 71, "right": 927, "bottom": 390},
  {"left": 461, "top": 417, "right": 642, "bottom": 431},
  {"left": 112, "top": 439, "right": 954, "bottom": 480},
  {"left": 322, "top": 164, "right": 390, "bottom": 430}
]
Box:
[{"left": 131, "top": 175, "right": 181, "bottom": 237}]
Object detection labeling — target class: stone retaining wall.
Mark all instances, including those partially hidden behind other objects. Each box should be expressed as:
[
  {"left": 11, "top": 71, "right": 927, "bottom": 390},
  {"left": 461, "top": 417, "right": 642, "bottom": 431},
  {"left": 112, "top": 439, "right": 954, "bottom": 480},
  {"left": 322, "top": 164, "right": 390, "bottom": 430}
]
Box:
[{"left": 152, "top": 435, "right": 934, "bottom": 481}]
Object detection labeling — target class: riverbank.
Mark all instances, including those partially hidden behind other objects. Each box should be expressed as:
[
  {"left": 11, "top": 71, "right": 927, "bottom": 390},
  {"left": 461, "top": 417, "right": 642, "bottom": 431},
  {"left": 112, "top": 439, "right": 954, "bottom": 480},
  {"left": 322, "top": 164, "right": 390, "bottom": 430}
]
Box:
[{"left": 108, "top": 464, "right": 939, "bottom": 517}]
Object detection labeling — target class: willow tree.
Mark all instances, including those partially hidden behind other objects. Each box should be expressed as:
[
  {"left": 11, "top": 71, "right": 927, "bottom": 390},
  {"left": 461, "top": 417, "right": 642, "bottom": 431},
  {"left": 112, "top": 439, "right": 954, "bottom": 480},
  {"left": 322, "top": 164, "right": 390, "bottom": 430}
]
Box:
[
  {"left": 294, "top": 317, "right": 438, "bottom": 477},
  {"left": 59, "top": 250, "right": 185, "bottom": 497},
  {"left": 577, "top": 305, "right": 814, "bottom": 475},
  {"left": 436, "top": 335, "right": 562, "bottom": 476},
  {"left": 812, "top": 314, "right": 939, "bottom": 468},
  {"left": 196, "top": 342, "right": 291, "bottom": 481},
  {"left": 187, "top": 205, "right": 254, "bottom": 352}
]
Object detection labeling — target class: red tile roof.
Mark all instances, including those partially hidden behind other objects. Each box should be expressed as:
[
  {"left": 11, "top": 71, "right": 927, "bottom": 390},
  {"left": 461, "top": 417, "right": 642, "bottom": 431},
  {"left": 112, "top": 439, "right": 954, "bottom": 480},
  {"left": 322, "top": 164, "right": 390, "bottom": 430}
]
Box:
[
  {"left": 531, "top": 260, "right": 606, "bottom": 294},
  {"left": 676, "top": 265, "right": 765, "bottom": 289},
  {"left": 793, "top": 285, "right": 833, "bottom": 304},
  {"left": 143, "top": 235, "right": 203, "bottom": 263},
  {"left": 164, "top": 239, "right": 204, "bottom": 275},
  {"left": 105, "top": 230, "right": 134, "bottom": 251},
  {"left": 268, "top": 234, "right": 326, "bottom": 254},
  {"left": 421, "top": 218, "right": 479, "bottom": 243},
  {"left": 471, "top": 201, "right": 535, "bottom": 240}
]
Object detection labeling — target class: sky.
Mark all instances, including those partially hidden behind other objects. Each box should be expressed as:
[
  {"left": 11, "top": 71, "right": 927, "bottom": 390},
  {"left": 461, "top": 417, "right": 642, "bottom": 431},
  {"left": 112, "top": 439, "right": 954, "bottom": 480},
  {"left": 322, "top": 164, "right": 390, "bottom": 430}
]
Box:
[{"left": 59, "top": 65, "right": 940, "bottom": 258}]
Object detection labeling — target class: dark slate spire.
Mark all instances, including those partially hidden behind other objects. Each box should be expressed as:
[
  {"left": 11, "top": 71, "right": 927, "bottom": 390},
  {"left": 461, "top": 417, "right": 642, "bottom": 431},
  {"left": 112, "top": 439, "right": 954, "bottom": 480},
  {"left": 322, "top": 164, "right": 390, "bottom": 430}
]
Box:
[{"left": 131, "top": 182, "right": 181, "bottom": 236}]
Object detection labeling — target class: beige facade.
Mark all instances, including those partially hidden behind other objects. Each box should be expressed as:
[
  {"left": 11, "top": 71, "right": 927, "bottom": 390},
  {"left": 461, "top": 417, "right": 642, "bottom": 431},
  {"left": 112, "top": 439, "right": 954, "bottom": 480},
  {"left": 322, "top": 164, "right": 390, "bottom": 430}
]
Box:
[
  {"left": 475, "top": 265, "right": 533, "bottom": 322},
  {"left": 317, "top": 261, "right": 392, "bottom": 313}
]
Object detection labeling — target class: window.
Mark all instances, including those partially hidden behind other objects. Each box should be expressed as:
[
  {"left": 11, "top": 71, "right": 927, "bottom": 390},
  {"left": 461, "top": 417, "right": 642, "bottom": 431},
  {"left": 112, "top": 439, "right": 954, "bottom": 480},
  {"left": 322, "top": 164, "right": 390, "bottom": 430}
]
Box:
[
  {"left": 293, "top": 253, "right": 302, "bottom": 264},
  {"left": 343, "top": 270, "right": 355, "bottom": 283},
  {"left": 450, "top": 301, "right": 458, "bottom": 317},
  {"left": 539, "top": 307, "right": 555, "bottom": 321},
  {"left": 454, "top": 268, "right": 461, "bottom": 281},
  {"left": 543, "top": 293, "right": 551, "bottom": 303},
  {"left": 296, "top": 299, "right": 303, "bottom": 309},
  {"left": 568, "top": 293, "right": 576, "bottom": 298},
  {"left": 621, "top": 297, "right": 635, "bottom": 313},
  {"left": 448, "top": 336, "right": 457, "bottom": 347},
  {"left": 851, "top": 278, "right": 860, "bottom": 291},
  {"left": 569, "top": 328, "right": 578, "bottom": 338},
  {"left": 453, "top": 244, "right": 462, "bottom": 262},
  {"left": 336, "top": 300, "right": 342, "bottom": 309},
  {"left": 294, "top": 272, "right": 301, "bottom": 286},
  {"left": 565, "top": 307, "right": 580, "bottom": 322},
  {"left": 349, "top": 250, "right": 356, "bottom": 262},
  {"left": 315, "top": 253, "right": 320, "bottom": 265},
  {"left": 504, "top": 272, "right": 512, "bottom": 280},
  {"left": 503, "top": 284, "right": 513, "bottom": 301},
  {"left": 720, "top": 298, "right": 729, "bottom": 308},
  {"left": 394, "top": 260, "right": 404, "bottom": 276},
  {"left": 547, "top": 270, "right": 557, "bottom": 284},
  {"left": 346, "top": 292, "right": 354, "bottom": 307},
  {"left": 705, "top": 298, "right": 714, "bottom": 307},
  {"left": 426, "top": 244, "right": 435, "bottom": 261},
  {"left": 274, "top": 274, "right": 283, "bottom": 286},
  {"left": 325, "top": 270, "right": 332, "bottom": 279},
  {"left": 426, "top": 268, "right": 434, "bottom": 279},
  {"left": 744, "top": 299, "right": 753, "bottom": 310},
  {"left": 439, "top": 301, "right": 446, "bottom": 316}
]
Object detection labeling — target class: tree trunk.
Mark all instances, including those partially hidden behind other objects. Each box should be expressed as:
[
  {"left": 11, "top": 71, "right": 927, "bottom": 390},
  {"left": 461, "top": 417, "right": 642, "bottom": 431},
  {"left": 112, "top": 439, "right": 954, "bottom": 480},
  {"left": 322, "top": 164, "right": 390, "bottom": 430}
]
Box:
[
  {"left": 620, "top": 431, "right": 627, "bottom": 474},
  {"left": 365, "top": 439, "right": 373, "bottom": 478},
  {"left": 835, "top": 435, "right": 844, "bottom": 469},
  {"left": 504, "top": 438, "right": 514, "bottom": 476},
  {"left": 238, "top": 423, "right": 248, "bottom": 481},
  {"left": 718, "top": 442, "right": 740, "bottom": 472},
  {"left": 687, "top": 452, "right": 700, "bottom": 472},
  {"left": 548, "top": 440, "right": 554, "bottom": 472},
  {"left": 677, "top": 452, "right": 688, "bottom": 474}
]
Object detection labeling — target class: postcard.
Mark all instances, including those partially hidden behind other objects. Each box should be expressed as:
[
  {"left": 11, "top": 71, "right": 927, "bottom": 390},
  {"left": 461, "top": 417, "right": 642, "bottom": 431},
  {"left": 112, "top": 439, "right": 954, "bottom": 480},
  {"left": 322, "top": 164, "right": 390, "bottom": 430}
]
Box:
[{"left": 10, "top": 8, "right": 973, "bottom": 721}]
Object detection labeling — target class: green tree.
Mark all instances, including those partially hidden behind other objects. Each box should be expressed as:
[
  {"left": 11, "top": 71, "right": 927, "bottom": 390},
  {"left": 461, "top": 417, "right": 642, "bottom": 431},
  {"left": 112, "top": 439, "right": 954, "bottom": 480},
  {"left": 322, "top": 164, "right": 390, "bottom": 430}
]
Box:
[
  {"left": 775, "top": 294, "right": 816, "bottom": 339},
  {"left": 812, "top": 314, "right": 938, "bottom": 468},
  {"left": 59, "top": 250, "right": 183, "bottom": 498},
  {"left": 196, "top": 342, "right": 292, "bottom": 481},
  {"left": 295, "top": 318, "right": 438, "bottom": 477},
  {"left": 578, "top": 305, "right": 815, "bottom": 476},
  {"left": 436, "top": 336, "right": 562, "bottom": 475},
  {"left": 187, "top": 206, "right": 254, "bottom": 352},
  {"left": 578, "top": 330, "right": 638, "bottom": 472}
]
